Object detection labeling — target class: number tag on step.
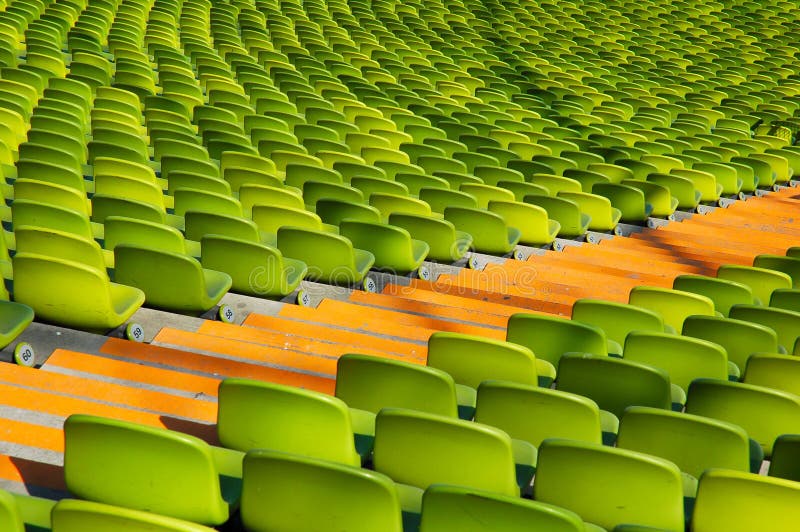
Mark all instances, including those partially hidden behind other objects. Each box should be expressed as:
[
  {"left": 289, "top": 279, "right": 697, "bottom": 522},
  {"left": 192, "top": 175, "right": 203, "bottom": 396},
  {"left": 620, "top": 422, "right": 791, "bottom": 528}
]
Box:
[
  {"left": 14, "top": 342, "right": 35, "bottom": 367},
  {"left": 218, "top": 304, "right": 235, "bottom": 324},
  {"left": 125, "top": 323, "right": 145, "bottom": 343}
]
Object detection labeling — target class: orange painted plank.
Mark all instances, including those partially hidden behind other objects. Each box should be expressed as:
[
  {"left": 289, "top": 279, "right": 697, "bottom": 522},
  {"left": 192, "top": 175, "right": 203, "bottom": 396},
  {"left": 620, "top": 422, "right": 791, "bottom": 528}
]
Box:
[
  {"left": 240, "top": 314, "right": 416, "bottom": 357},
  {"left": 154, "top": 328, "right": 345, "bottom": 376},
  {"left": 523, "top": 252, "right": 691, "bottom": 281},
  {"left": 438, "top": 266, "right": 597, "bottom": 302},
  {"left": 0, "top": 455, "right": 65, "bottom": 492},
  {"left": 199, "top": 319, "right": 407, "bottom": 360},
  {"left": 599, "top": 237, "right": 754, "bottom": 267},
  {"left": 636, "top": 224, "right": 793, "bottom": 254},
  {"left": 46, "top": 350, "right": 221, "bottom": 399},
  {"left": 509, "top": 256, "right": 673, "bottom": 287},
  {"left": 0, "top": 360, "right": 216, "bottom": 423},
  {"left": 277, "top": 300, "right": 506, "bottom": 341},
  {"left": 100, "top": 338, "right": 335, "bottom": 395},
  {"left": 0, "top": 419, "right": 63, "bottom": 453},
  {"left": 382, "top": 280, "right": 534, "bottom": 317},
  {"left": 347, "top": 289, "right": 510, "bottom": 328},
  {"left": 559, "top": 245, "right": 714, "bottom": 275}
]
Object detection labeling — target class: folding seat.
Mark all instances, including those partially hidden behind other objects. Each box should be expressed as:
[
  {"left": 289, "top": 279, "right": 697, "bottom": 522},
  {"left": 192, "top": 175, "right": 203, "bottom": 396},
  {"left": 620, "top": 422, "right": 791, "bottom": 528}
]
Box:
[
  {"left": 172, "top": 188, "right": 241, "bottom": 217},
  {"left": 47, "top": 498, "right": 221, "bottom": 531},
  {"left": 277, "top": 226, "right": 374, "bottom": 285},
  {"left": 527, "top": 174, "right": 582, "bottom": 196},
  {"left": 475, "top": 381, "right": 606, "bottom": 449},
  {"left": 692, "top": 469, "right": 800, "bottom": 531},
  {"left": 628, "top": 286, "right": 716, "bottom": 333},
  {"left": 14, "top": 178, "right": 90, "bottom": 217},
  {"left": 752, "top": 255, "right": 800, "bottom": 289},
  {"left": 283, "top": 163, "right": 342, "bottom": 190},
  {"left": 534, "top": 439, "right": 684, "bottom": 531},
  {"left": 556, "top": 353, "right": 673, "bottom": 417},
  {"left": 623, "top": 331, "right": 730, "bottom": 398},
  {"left": 240, "top": 449, "right": 402, "bottom": 531},
  {"left": 373, "top": 408, "right": 524, "bottom": 498},
  {"left": 686, "top": 379, "right": 800, "bottom": 458},
  {"left": 113, "top": 244, "right": 231, "bottom": 314},
  {"left": 729, "top": 305, "right": 800, "bottom": 355},
  {"left": 673, "top": 275, "right": 755, "bottom": 317},
  {"left": 218, "top": 378, "right": 359, "bottom": 465},
  {"left": 339, "top": 220, "right": 429, "bottom": 273},
  {"left": 769, "top": 288, "right": 800, "bottom": 313},
  {"left": 420, "top": 484, "right": 587, "bottom": 532},
  {"left": 616, "top": 406, "right": 752, "bottom": 501},
  {"left": 683, "top": 314, "right": 780, "bottom": 373},
  {"left": 64, "top": 414, "right": 242, "bottom": 526},
  {"left": 730, "top": 156, "right": 773, "bottom": 190},
  {"left": 506, "top": 312, "right": 608, "bottom": 371},
  {"left": 571, "top": 299, "right": 665, "bottom": 356},
  {"left": 239, "top": 184, "right": 304, "bottom": 216},
  {"left": 717, "top": 265, "right": 792, "bottom": 305},
  {"left": 442, "top": 206, "right": 520, "bottom": 256}
]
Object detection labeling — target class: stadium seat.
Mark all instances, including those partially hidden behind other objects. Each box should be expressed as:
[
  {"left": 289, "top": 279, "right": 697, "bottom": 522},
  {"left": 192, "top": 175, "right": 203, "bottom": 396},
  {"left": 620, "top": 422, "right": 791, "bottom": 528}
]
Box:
[
  {"left": 277, "top": 227, "right": 374, "bottom": 285},
  {"left": 571, "top": 299, "right": 665, "bottom": 355},
  {"left": 340, "top": 220, "right": 429, "bottom": 273},
  {"left": 51, "top": 499, "right": 218, "bottom": 532},
  {"left": 64, "top": 414, "right": 242, "bottom": 526},
  {"left": 628, "top": 286, "right": 717, "bottom": 332}
]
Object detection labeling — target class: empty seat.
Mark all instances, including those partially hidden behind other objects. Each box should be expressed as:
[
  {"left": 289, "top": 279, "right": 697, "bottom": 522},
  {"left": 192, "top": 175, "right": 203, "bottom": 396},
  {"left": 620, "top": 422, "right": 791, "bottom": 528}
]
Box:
[
  {"left": 443, "top": 206, "right": 521, "bottom": 255},
  {"left": 217, "top": 378, "right": 360, "bottom": 466},
  {"left": 277, "top": 227, "right": 374, "bottom": 285},
  {"left": 340, "top": 220, "right": 429, "bottom": 274},
  {"left": 64, "top": 414, "right": 242, "bottom": 526},
  {"left": 571, "top": 299, "right": 665, "bottom": 355},
  {"left": 673, "top": 275, "right": 755, "bottom": 317},
  {"left": 717, "top": 265, "right": 792, "bottom": 305},
  {"left": 388, "top": 213, "right": 473, "bottom": 263},
  {"left": 683, "top": 315, "right": 780, "bottom": 372},
  {"left": 629, "top": 286, "right": 716, "bottom": 333},
  {"left": 51, "top": 499, "right": 218, "bottom": 532},
  {"left": 241, "top": 450, "right": 402, "bottom": 532},
  {"left": 534, "top": 439, "right": 684, "bottom": 531},
  {"left": 744, "top": 354, "right": 800, "bottom": 396},
  {"left": 729, "top": 305, "right": 800, "bottom": 354}
]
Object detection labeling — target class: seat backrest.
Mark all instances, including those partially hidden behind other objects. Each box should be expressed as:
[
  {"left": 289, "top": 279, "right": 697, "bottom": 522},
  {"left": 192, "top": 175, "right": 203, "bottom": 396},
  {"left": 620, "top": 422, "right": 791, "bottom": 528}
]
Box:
[
  {"left": 686, "top": 379, "right": 800, "bottom": 457},
  {"left": 427, "top": 331, "right": 538, "bottom": 389},
  {"left": 104, "top": 217, "right": 186, "bottom": 254},
  {"left": 252, "top": 205, "right": 324, "bottom": 234},
  {"left": 629, "top": 286, "right": 716, "bottom": 332},
  {"left": 14, "top": 226, "right": 106, "bottom": 274},
  {"left": 419, "top": 187, "right": 478, "bottom": 213},
  {"left": 534, "top": 439, "right": 684, "bottom": 531},
  {"left": 683, "top": 315, "right": 778, "bottom": 371},
  {"left": 673, "top": 275, "right": 754, "bottom": 316},
  {"left": 419, "top": 484, "right": 585, "bottom": 532},
  {"left": 729, "top": 304, "right": 800, "bottom": 354},
  {"left": 506, "top": 313, "right": 607, "bottom": 369},
  {"left": 218, "top": 378, "right": 360, "bottom": 466},
  {"left": 744, "top": 354, "right": 800, "bottom": 397},
  {"left": 11, "top": 200, "right": 94, "bottom": 241},
  {"left": 0, "top": 490, "right": 23, "bottom": 532},
  {"left": 336, "top": 354, "right": 458, "bottom": 418},
  {"left": 692, "top": 470, "right": 800, "bottom": 532},
  {"left": 317, "top": 199, "right": 382, "bottom": 225},
  {"left": 617, "top": 406, "right": 750, "bottom": 479},
  {"left": 556, "top": 353, "right": 672, "bottom": 417},
  {"left": 373, "top": 408, "right": 518, "bottom": 496},
  {"left": 717, "top": 265, "right": 792, "bottom": 305},
  {"left": 51, "top": 499, "right": 217, "bottom": 532},
  {"left": 184, "top": 211, "right": 260, "bottom": 243},
  {"left": 753, "top": 255, "right": 800, "bottom": 289},
  {"left": 173, "top": 189, "right": 242, "bottom": 218},
  {"left": 241, "top": 449, "right": 402, "bottom": 532},
  {"left": 623, "top": 331, "right": 728, "bottom": 391},
  {"left": 277, "top": 227, "right": 357, "bottom": 279},
  {"left": 63, "top": 414, "right": 231, "bottom": 525},
  {"left": 571, "top": 299, "right": 664, "bottom": 349},
  {"left": 475, "top": 381, "right": 602, "bottom": 447},
  {"left": 238, "top": 184, "right": 305, "bottom": 213}
]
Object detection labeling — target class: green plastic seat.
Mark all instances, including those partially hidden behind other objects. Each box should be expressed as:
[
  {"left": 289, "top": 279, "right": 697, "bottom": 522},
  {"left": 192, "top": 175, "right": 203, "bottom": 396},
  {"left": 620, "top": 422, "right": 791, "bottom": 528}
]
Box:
[
  {"left": 340, "top": 220, "right": 429, "bottom": 273},
  {"left": 770, "top": 289, "right": 800, "bottom": 313},
  {"left": 104, "top": 217, "right": 194, "bottom": 256},
  {"left": 114, "top": 244, "right": 231, "bottom": 314},
  {"left": 729, "top": 305, "right": 800, "bottom": 354},
  {"left": 753, "top": 255, "right": 800, "bottom": 289},
  {"left": 629, "top": 286, "right": 716, "bottom": 332},
  {"left": 592, "top": 183, "right": 653, "bottom": 223},
  {"left": 419, "top": 485, "right": 586, "bottom": 532},
  {"left": 558, "top": 191, "right": 621, "bottom": 232},
  {"left": 277, "top": 227, "right": 374, "bottom": 285},
  {"left": 623, "top": 332, "right": 729, "bottom": 393},
  {"left": 218, "top": 378, "right": 360, "bottom": 466},
  {"left": 506, "top": 313, "right": 607, "bottom": 371},
  {"left": 620, "top": 180, "right": 677, "bottom": 218},
  {"left": 12, "top": 200, "right": 96, "bottom": 241},
  {"left": 693, "top": 162, "right": 743, "bottom": 195},
  {"left": 336, "top": 353, "right": 458, "bottom": 421},
  {"left": 673, "top": 275, "right": 754, "bottom": 317},
  {"left": 717, "top": 265, "right": 792, "bottom": 305},
  {"left": 670, "top": 168, "right": 723, "bottom": 203},
  {"left": 534, "top": 439, "right": 684, "bottom": 531},
  {"left": 768, "top": 434, "right": 800, "bottom": 482},
  {"left": 388, "top": 213, "right": 472, "bottom": 263},
  {"left": 683, "top": 315, "right": 780, "bottom": 372},
  {"left": 529, "top": 174, "right": 583, "bottom": 196},
  {"left": 418, "top": 188, "right": 478, "bottom": 214},
  {"left": 686, "top": 379, "right": 800, "bottom": 458},
  {"left": 428, "top": 331, "right": 542, "bottom": 417},
  {"left": 12, "top": 253, "right": 143, "bottom": 332},
  {"left": 459, "top": 183, "right": 515, "bottom": 209},
  {"left": 443, "top": 206, "right": 520, "bottom": 255},
  {"left": 497, "top": 181, "right": 551, "bottom": 202},
  {"left": 523, "top": 195, "right": 590, "bottom": 238},
  {"left": 200, "top": 235, "right": 306, "bottom": 298},
  {"left": 744, "top": 354, "right": 800, "bottom": 396},
  {"left": 646, "top": 173, "right": 701, "bottom": 210},
  {"left": 251, "top": 205, "right": 334, "bottom": 238},
  {"left": 14, "top": 225, "right": 108, "bottom": 274},
  {"left": 241, "top": 449, "right": 402, "bottom": 532},
  {"left": 173, "top": 189, "right": 242, "bottom": 218},
  {"left": 617, "top": 406, "right": 750, "bottom": 487},
  {"left": 487, "top": 201, "right": 560, "bottom": 247},
  {"left": 475, "top": 381, "right": 603, "bottom": 447},
  {"left": 556, "top": 353, "right": 673, "bottom": 418},
  {"left": 51, "top": 499, "right": 218, "bottom": 532},
  {"left": 373, "top": 408, "right": 520, "bottom": 497},
  {"left": 64, "top": 414, "right": 242, "bottom": 526},
  {"left": 692, "top": 469, "right": 800, "bottom": 532},
  {"left": 316, "top": 199, "right": 382, "bottom": 225},
  {"left": 571, "top": 299, "right": 665, "bottom": 356},
  {"left": 238, "top": 184, "right": 304, "bottom": 215}
]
